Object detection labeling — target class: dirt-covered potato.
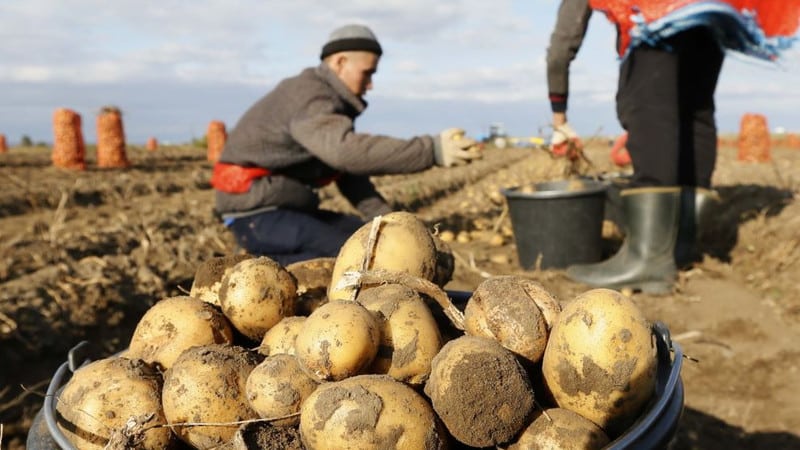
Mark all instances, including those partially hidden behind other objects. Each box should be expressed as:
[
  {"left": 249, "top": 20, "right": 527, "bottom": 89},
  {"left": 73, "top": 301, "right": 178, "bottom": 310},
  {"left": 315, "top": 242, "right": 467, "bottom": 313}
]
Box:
[
  {"left": 245, "top": 354, "right": 318, "bottom": 426},
  {"left": 127, "top": 295, "right": 234, "bottom": 370},
  {"left": 542, "top": 288, "right": 658, "bottom": 436},
  {"left": 294, "top": 300, "right": 380, "bottom": 381},
  {"left": 508, "top": 408, "right": 610, "bottom": 450},
  {"left": 328, "top": 211, "right": 438, "bottom": 301},
  {"left": 300, "top": 374, "right": 448, "bottom": 450},
  {"left": 219, "top": 422, "right": 305, "bottom": 450},
  {"left": 463, "top": 276, "right": 561, "bottom": 365},
  {"left": 219, "top": 256, "right": 297, "bottom": 341},
  {"left": 286, "top": 257, "right": 335, "bottom": 316},
  {"left": 424, "top": 335, "right": 535, "bottom": 448},
  {"left": 162, "top": 344, "right": 260, "bottom": 449},
  {"left": 258, "top": 316, "right": 306, "bottom": 357},
  {"left": 56, "top": 356, "right": 174, "bottom": 450},
  {"left": 190, "top": 254, "right": 253, "bottom": 306},
  {"left": 356, "top": 283, "right": 443, "bottom": 385}
]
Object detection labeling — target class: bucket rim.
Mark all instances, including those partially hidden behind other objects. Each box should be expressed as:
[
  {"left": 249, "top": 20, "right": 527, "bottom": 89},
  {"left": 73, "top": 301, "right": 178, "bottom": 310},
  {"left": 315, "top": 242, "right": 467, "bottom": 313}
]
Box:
[{"left": 502, "top": 179, "right": 608, "bottom": 200}]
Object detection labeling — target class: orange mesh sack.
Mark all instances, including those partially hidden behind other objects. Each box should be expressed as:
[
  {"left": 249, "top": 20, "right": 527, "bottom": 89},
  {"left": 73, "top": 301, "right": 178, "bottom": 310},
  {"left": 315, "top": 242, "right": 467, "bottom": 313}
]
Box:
[
  {"left": 96, "top": 106, "right": 131, "bottom": 169},
  {"left": 207, "top": 120, "right": 227, "bottom": 162},
  {"left": 788, "top": 133, "right": 800, "bottom": 150},
  {"left": 737, "top": 113, "right": 771, "bottom": 163},
  {"left": 52, "top": 108, "right": 87, "bottom": 170},
  {"left": 146, "top": 137, "right": 158, "bottom": 151},
  {"left": 0, "top": 133, "right": 7, "bottom": 154}
]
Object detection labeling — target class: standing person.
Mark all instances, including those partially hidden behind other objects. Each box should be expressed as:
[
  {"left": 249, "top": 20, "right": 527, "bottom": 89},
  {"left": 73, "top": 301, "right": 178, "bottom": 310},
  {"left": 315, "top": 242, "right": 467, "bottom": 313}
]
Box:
[
  {"left": 546, "top": 0, "right": 800, "bottom": 293},
  {"left": 212, "top": 24, "right": 479, "bottom": 265}
]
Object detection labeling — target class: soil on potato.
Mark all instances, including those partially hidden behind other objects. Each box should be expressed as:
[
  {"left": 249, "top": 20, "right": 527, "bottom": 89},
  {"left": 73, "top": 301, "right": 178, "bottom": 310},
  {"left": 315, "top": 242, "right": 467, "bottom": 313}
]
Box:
[{"left": 2, "top": 143, "right": 800, "bottom": 449}]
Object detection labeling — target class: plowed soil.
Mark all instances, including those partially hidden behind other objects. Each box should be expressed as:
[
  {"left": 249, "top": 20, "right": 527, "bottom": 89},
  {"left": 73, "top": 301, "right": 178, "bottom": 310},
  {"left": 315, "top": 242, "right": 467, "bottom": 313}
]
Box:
[{"left": 1, "top": 142, "right": 799, "bottom": 449}]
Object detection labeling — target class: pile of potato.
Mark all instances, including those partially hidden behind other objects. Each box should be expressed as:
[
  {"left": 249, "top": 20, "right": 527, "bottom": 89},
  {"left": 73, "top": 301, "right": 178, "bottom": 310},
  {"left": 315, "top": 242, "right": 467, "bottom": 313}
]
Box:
[{"left": 54, "top": 211, "right": 661, "bottom": 450}]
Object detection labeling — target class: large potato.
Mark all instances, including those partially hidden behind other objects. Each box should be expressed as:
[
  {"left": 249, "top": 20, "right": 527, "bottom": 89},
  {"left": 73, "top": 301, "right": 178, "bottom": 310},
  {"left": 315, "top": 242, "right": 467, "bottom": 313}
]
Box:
[
  {"left": 508, "top": 408, "right": 610, "bottom": 450},
  {"left": 246, "top": 354, "right": 319, "bottom": 426},
  {"left": 162, "top": 344, "right": 259, "bottom": 449},
  {"left": 328, "top": 211, "right": 437, "bottom": 301},
  {"left": 286, "top": 257, "right": 335, "bottom": 315},
  {"left": 464, "top": 276, "right": 561, "bottom": 365},
  {"left": 190, "top": 254, "right": 253, "bottom": 306},
  {"left": 56, "top": 356, "right": 174, "bottom": 450},
  {"left": 356, "top": 283, "right": 442, "bottom": 385},
  {"left": 300, "top": 374, "right": 448, "bottom": 450},
  {"left": 258, "top": 316, "right": 306, "bottom": 357},
  {"left": 127, "top": 295, "right": 234, "bottom": 370},
  {"left": 219, "top": 256, "right": 297, "bottom": 341},
  {"left": 542, "top": 288, "right": 658, "bottom": 436},
  {"left": 424, "top": 335, "right": 535, "bottom": 447},
  {"left": 294, "top": 300, "right": 380, "bottom": 381}
]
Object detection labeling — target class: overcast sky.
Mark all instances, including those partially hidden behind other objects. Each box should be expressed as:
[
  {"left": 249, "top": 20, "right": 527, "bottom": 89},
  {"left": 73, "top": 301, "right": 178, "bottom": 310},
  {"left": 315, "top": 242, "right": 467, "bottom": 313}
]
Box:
[{"left": 1, "top": 0, "right": 798, "bottom": 145}]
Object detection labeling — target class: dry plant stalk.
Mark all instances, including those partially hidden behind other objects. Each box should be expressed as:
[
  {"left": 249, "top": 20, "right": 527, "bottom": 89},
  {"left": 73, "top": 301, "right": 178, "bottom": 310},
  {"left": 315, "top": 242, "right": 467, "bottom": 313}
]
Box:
[
  {"left": 207, "top": 120, "right": 227, "bottom": 162},
  {"left": 52, "top": 108, "right": 87, "bottom": 170},
  {"left": 146, "top": 137, "right": 158, "bottom": 151},
  {"left": 96, "top": 106, "right": 131, "bottom": 168},
  {"left": 737, "top": 113, "right": 771, "bottom": 163},
  {"left": 0, "top": 133, "right": 7, "bottom": 154}
]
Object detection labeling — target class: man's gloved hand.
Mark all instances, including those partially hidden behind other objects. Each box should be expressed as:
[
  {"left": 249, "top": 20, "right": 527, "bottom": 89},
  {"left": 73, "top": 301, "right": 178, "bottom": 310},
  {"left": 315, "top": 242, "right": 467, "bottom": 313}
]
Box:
[
  {"left": 434, "top": 128, "right": 482, "bottom": 167},
  {"left": 550, "top": 122, "right": 583, "bottom": 159}
]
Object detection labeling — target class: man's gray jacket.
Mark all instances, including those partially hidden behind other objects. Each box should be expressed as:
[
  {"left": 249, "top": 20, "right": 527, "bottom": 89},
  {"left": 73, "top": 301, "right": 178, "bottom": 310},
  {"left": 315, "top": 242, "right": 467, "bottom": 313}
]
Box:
[{"left": 215, "top": 63, "right": 436, "bottom": 220}]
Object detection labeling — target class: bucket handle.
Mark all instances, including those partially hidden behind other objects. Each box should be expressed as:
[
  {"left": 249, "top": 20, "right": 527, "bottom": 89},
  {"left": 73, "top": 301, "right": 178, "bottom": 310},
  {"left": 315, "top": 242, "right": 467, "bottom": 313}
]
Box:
[{"left": 43, "top": 340, "right": 94, "bottom": 450}]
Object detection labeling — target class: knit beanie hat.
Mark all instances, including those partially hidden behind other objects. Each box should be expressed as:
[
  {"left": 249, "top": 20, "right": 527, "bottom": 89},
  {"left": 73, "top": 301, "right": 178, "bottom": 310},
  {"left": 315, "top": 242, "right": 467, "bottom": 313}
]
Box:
[{"left": 320, "top": 24, "right": 383, "bottom": 60}]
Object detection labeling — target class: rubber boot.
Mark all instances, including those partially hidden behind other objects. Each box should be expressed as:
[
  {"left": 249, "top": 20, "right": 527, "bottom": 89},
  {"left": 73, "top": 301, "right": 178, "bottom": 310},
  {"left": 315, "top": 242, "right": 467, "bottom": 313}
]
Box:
[
  {"left": 674, "top": 187, "right": 721, "bottom": 268},
  {"left": 566, "top": 187, "right": 681, "bottom": 294}
]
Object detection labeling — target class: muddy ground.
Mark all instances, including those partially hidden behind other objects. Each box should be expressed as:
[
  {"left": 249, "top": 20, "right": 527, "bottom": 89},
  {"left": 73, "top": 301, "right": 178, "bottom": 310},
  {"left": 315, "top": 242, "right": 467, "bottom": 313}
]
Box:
[{"left": 1, "top": 142, "right": 799, "bottom": 449}]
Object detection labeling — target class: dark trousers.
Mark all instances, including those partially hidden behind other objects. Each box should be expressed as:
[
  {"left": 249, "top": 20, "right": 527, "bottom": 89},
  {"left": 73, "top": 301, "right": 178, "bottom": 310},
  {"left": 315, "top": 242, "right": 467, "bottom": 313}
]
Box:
[
  {"left": 617, "top": 27, "right": 725, "bottom": 188},
  {"left": 228, "top": 209, "right": 365, "bottom": 266}
]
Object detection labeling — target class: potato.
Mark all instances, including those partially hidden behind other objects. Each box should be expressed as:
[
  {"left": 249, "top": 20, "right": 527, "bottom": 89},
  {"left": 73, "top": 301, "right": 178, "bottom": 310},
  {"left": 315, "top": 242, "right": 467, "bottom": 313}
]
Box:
[
  {"left": 258, "top": 316, "right": 306, "bottom": 357},
  {"left": 356, "top": 283, "right": 443, "bottom": 385},
  {"left": 328, "top": 211, "right": 437, "bottom": 301},
  {"left": 190, "top": 254, "right": 253, "bottom": 306},
  {"left": 162, "top": 344, "right": 259, "bottom": 449},
  {"left": 127, "top": 295, "right": 234, "bottom": 370},
  {"left": 542, "top": 288, "right": 658, "bottom": 436},
  {"left": 509, "top": 408, "right": 610, "bottom": 450},
  {"left": 286, "top": 257, "right": 335, "bottom": 315},
  {"left": 294, "top": 300, "right": 380, "bottom": 381},
  {"left": 56, "top": 356, "right": 174, "bottom": 450},
  {"left": 464, "top": 276, "right": 561, "bottom": 365},
  {"left": 246, "top": 354, "right": 318, "bottom": 426},
  {"left": 299, "top": 374, "right": 448, "bottom": 450},
  {"left": 219, "top": 256, "right": 297, "bottom": 341},
  {"left": 220, "top": 422, "right": 305, "bottom": 450},
  {"left": 424, "top": 335, "right": 535, "bottom": 447}
]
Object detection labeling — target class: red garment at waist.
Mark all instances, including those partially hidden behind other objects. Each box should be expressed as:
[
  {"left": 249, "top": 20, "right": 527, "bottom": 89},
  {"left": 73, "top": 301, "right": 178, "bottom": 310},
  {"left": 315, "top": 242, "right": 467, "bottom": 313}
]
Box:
[{"left": 211, "top": 162, "right": 342, "bottom": 194}]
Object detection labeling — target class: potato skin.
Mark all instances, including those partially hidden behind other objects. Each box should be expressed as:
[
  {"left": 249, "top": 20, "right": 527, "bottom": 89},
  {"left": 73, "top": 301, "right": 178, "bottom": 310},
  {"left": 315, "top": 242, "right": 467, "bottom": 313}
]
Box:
[
  {"left": 246, "top": 353, "right": 319, "bottom": 426},
  {"left": 127, "top": 295, "right": 234, "bottom": 370},
  {"left": 294, "top": 300, "right": 380, "bottom": 381},
  {"left": 356, "top": 283, "right": 443, "bottom": 385},
  {"left": 258, "top": 316, "right": 306, "bottom": 357},
  {"left": 299, "top": 374, "right": 448, "bottom": 450},
  {"left": 190, "top": 254, "right": 253, "bottom": 306},
  {"left": 464, "top": 276, "right": 561, "bottom": 365},
  {"left": 508, "top": 408, "right": 609, "bottom": 450},
  {"left": 286, "top": 257, "right": 335, "bottom": 316},
  {"left": 55, "top": 356, "right": 174, "bottom": 450},
  {"left": 219, "top": 256, "right": 297, "bottom": 341},
  {"left": 328, "top": 211, "right": 437, "bottom": 301},
  {"left": 162, "top": 344, "right": 259, "bottom": 449},
  {"left": 542, "top": 288, "right": 658, "bottom": 436},
  {"left": 425, "top": 335, "right": 535, "bottom": 448}
]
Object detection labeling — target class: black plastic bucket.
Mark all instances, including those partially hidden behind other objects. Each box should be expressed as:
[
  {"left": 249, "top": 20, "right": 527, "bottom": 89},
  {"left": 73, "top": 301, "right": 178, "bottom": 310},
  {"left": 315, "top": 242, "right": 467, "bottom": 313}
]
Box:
[
  {"left": 503, "top": 179, "right": 607, "bottom": 269},
  {"left": 28, "top": 291, "right": 683, "bottom": 450}
]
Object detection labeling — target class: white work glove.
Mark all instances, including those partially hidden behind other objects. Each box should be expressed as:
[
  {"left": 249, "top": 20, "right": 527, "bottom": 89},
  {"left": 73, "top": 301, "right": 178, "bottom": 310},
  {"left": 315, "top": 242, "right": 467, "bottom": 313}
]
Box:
[
  {"left": 434, "top": 128, "right": 481, "bottom": 167},
  {"left": 550, "top": 122, "right": 583, "bottom": 159}
]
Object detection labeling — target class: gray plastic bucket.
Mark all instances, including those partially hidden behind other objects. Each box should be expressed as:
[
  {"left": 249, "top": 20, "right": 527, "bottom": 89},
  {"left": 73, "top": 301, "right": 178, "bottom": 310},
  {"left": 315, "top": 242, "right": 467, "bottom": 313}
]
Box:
[
  {"left": 28, "top": 291, "right": 683, "bottom": 450},
  {"left": 503, "top": 180, "right": 607, "bottom": 269}
]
